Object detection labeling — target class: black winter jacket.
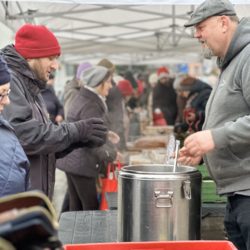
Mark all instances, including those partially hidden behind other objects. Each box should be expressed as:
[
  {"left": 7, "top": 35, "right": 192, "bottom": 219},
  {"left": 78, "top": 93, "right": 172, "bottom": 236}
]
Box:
[
  {"left": 175, "top": 80, "right": 212, "bottom": 133},
  {"left": 41, "top": 85, "right": 64, "bottom": 124},
  {"left": 152, "top": 78, "right": 177, "bottom": 125},
  {"left": 1, "top": 45, "right": 81, "bottom": 199}
]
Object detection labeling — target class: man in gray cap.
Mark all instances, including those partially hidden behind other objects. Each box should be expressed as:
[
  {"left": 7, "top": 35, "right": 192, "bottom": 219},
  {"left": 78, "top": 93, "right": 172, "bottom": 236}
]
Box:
[
  {"left": 184, "top": 0, "right": 237, "bottom": 59},
  {"left": 179, "top": 1, "right": 250, "bottom": 249}
]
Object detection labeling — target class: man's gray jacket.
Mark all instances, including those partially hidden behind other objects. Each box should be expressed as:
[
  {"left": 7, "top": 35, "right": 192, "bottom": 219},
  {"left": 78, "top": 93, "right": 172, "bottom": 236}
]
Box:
[{"left": 203, "top": 18, "right": 250, "bottom": 195}]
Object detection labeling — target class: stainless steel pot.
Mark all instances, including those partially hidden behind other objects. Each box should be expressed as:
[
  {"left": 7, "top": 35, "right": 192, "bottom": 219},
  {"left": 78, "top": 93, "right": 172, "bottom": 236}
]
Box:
[{"left": 117, "top": 164, "right": 201, "bottom": 241}]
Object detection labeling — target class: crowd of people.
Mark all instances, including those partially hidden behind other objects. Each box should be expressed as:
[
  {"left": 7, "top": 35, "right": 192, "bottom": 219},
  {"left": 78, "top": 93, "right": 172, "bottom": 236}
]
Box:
[
  {"left": 1, "top": 0, "right": 250, "bottom": 249},
  {"left": 0, "top": 21, "right": 212, "bottom": 209},
  {"left": 0, "top": 21, "right": 212, "bottom": 211}
]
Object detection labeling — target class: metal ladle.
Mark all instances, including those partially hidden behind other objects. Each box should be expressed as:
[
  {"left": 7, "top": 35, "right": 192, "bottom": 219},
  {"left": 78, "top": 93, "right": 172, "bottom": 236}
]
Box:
[
  {"left": 165, "top": 135, "right": 180, "bottom": 172},
  {"left": 173, "top": 140, "right": 180, "bottom": 173}
]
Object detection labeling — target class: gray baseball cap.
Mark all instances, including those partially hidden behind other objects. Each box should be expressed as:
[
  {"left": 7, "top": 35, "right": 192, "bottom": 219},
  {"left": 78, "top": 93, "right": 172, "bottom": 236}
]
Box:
[{"left": 184, "top": 0, "right": 236, "bottom": 28}]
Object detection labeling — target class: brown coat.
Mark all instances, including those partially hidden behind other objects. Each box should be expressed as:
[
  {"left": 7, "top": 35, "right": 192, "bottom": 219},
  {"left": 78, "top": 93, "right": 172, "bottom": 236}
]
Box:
[{"left": 57, "top": 87, "right": 116, "bottom": 177}]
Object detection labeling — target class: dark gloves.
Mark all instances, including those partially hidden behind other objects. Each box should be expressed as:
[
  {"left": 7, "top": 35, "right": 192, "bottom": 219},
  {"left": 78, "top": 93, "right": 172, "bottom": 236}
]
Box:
[
  {"left": 104, "top": 142, "right": 117, "bottom": 163},
  {"left": 97, "top": 142, "right": 118, "bottom": 175},
  {"left": 74, "top": 118, "right": 108, "bottom": 147}
]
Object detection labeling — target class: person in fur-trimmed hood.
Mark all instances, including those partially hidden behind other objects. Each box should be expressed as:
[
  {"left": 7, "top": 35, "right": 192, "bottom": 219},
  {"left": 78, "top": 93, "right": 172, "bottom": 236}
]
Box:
[{"left": 174, "top": 75, "right": 212, "bottom": 134}]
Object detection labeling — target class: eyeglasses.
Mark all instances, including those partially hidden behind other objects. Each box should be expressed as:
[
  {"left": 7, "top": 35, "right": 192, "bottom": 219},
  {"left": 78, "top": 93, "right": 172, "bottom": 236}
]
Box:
[{"left": 0, "top": 89, "right": 11, "bottom": 102}]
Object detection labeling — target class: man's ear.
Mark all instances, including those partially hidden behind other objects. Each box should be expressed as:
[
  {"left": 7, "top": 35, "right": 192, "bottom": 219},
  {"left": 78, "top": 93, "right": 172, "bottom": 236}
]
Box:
[{"left": 220, "top": 15, "right": 230, "bottom": 33}]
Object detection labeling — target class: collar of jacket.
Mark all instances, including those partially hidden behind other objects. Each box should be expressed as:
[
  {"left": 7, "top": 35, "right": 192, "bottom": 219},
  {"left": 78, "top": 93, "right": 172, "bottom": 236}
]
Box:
[
  {"left": 1, "top": 45, "right": 46, "bottom": 96},
  {"left": 0, "top": 114, "right": 14, "bottom": 132},
  {"left": 81, "top": 86, "right": 108, "bottom": 112},
  {"left": 217, "top": 17, "right": 250, "bottom": 70}
]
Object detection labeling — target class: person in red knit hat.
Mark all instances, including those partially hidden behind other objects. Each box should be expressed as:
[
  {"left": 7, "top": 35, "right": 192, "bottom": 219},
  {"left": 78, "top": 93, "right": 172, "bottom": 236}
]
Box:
[
  {"left": 157, "top": 66, "right": 169, "bottom": 80},
  {"left": 152, "top": 66, "right": 177, "bottom": 125},
  {"left": 0, "top": 24, "right": 108, "bottom": 200},
  {"left": 15, "top": 24, "right": 61, "bottom": 60}
]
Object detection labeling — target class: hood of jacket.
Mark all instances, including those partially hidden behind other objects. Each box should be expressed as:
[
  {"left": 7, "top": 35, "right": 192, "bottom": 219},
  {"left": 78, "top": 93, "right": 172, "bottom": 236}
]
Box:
[
  {"left": 0, "top": 44, "right": 47, "bottom": 90},
  {"left": 218, "top": 17, "right": 250, "bottom": 69},
  {"left": 189, "top": 79, "right": 212, "bottom": 97}
]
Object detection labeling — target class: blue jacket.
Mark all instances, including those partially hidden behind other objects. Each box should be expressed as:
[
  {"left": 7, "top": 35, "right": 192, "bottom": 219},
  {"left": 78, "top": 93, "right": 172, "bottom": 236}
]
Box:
[{"left": 0, "top": 115, "right": 30, "bottom": 197}]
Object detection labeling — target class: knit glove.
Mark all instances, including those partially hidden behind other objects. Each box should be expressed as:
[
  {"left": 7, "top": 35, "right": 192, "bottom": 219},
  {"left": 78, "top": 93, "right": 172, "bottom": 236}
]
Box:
[
  {"left": 74, "top": 118, "right": 107, "bottom": 147},
  {"left": 102, "top": 142, "right": 117, "bottom": 163}
]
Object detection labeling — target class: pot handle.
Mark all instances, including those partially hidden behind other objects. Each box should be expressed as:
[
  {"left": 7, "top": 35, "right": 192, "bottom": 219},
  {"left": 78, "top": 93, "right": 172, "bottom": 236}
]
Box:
[
  {"left": 154, "top": 190, "right": 174, "bottom": 208},
  {"left": 183, "top": 180, "right": 192, "bottom": 200}
]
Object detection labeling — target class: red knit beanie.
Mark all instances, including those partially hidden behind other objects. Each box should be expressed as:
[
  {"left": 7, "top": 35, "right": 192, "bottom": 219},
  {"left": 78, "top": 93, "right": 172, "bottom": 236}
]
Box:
[
  {"left": 157, "top": 66, "right": 169, "bottom": 80},
  {"left": 117, "top": 79, "right": 133, "bottom": 97},
  {"left": 157, "top": 66, "right": 169, "bottom": 76},
  {"left": 15, "top": 24, "right": 61, "bottom": 59}
]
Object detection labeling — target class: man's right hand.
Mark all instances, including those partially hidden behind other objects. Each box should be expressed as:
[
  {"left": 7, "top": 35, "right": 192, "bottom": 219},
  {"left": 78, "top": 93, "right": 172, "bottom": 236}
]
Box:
[
  {"left": 183, "top": 130, "right": 215, "bottom": 157},
  {"left": 74, "top": 118, "right": 108, "bottom": 147},
  {"left": 178, "top": 130, "right": 215, "bottom": 166}
]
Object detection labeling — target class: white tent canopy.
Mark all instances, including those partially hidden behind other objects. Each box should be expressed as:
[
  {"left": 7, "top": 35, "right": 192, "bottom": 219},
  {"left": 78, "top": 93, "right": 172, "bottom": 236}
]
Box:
[{"left": 0, "top": 1, "right": 250, "bottom": 65}]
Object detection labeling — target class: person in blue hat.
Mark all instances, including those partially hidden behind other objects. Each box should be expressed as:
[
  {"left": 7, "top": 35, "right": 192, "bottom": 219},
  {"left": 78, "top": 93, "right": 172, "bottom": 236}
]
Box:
[{"left": 0, "top": 56, "right": 30, "bottom": 197}]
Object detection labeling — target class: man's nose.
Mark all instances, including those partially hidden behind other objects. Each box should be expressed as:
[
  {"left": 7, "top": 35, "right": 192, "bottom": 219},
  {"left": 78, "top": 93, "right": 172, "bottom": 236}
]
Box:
[
  {"left": 51, "top": 59, "right": 59, "bottom": 70},
  {"left": 3, "top": 96, "right": 10, "bottom": 106},
  {"left": 193, "top": 29, "right": 200, "bottom": 39}
]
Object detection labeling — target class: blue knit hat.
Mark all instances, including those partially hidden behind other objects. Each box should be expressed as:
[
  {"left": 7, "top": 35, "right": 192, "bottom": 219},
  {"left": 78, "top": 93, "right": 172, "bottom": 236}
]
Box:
[
  {"left": 0, "top": 56, "right": 10, "bottom": 85},
  {"left": 76, "top": 62, "right": 92, "bottom": 80}
]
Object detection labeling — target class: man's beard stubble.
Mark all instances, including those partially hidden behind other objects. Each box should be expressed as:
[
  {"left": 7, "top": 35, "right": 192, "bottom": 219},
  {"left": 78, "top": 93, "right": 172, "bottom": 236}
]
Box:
[
  {"left": 201, "top": 44, "right": 214, "bottom": 59},
  {"left": 32, "top": 61, "right": 48, "bottom": 89}
]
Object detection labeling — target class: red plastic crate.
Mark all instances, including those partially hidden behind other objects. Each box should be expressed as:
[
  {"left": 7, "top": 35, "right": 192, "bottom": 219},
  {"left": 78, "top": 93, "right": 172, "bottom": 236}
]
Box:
[{"left": 64, "top": 241, "right": 237, "bottom": 250}]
